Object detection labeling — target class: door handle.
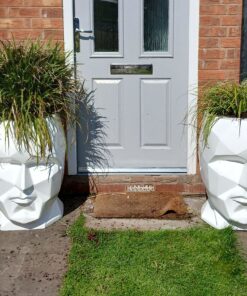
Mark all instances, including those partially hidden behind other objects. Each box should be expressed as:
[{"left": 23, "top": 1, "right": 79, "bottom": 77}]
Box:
[
  {"left": 75, "top": 28, "right": 93, "bottom": 34},
  {"left": 74, "top": 17, "right": 94, "bottom": 53}
]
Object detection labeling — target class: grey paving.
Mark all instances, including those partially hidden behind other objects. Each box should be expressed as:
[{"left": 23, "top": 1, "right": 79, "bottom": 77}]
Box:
[
  {"left": 237, "top": 232, "right": 247, "bottom": 265},
  {"left": 0, "top": 196, "right": 85, "bottom": 296}
]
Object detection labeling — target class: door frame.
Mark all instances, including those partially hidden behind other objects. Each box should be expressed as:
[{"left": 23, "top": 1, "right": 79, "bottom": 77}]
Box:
[{"left": 63, "top": 0, "right": 199, "bottom": 175}]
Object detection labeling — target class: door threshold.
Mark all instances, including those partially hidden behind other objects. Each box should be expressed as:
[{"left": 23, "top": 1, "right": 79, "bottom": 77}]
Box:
[{"left": 77, "top": 167, "right": 187, "bottom": 175}]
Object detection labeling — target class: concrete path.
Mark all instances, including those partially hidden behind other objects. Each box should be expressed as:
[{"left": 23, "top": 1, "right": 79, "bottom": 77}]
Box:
[
  {"left": 0, "top": 196, "right": 85, "bottom": 296},
  {"left": 237, "top": 232, "right": 247, "bottom": 265}
]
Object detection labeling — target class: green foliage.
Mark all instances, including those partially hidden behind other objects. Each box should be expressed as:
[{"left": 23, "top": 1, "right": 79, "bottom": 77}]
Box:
[
  {"left": 60, "top": 216, "right": 247, "bottom": 296},
  {"left": 197, "top": 80, "right": 247, "bottom": 145},
  {"left": 0, "top": 39, "right": 82, "bottom": 160}
]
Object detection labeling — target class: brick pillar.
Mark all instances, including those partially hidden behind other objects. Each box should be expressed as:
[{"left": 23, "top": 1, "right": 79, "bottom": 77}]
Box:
[
  {"left": 199, "top": 0, "right": 242, "bottom": 83},
  {"left": 0, "top": 0, "right": 64, "bottom": 42}
]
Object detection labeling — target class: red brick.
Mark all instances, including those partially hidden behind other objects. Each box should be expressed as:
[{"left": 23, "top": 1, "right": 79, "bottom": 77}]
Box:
[
  {"left": 200, "top": 37, "right": 219, "bottom": 48},
  {"left": 0, "top": 31, "right": 8, "bottom": 39},
  {"left": 0, "top": 8, "right": 8, "bottom": 17},
  {"left": 23, "top": 0, "right": 62, "bottom": 6},
  {"left": 32, "top": 18, "right": 63, "bottom": 29},
  {"left": 199, "top": 70, "right": 226, "bottom": 80},
  {"left": 200, "top": 5, "right": 227, "bottom": 15},
  {"left": 199, "top": 48, "right": 225, "bottom": 59},
  {"left": 44, "top": 29, "right": 63, "bottom": 40},
  {"left": 228, "top": 4, "right": 242, "bottom": 14},
  {"left": 221, "top": 15, "right": 242, "bottom": 26},
  {"left": 200, "top": 16, "right": 221, "bottom": 26},
  {"left": 41, "top": 8, "right": 63, "bottom": 18},
  {"left": 222, "top": 0, "right": 242, "bottom": 4},
  {"left": 0, "top": 19, "right": 31, "bottom": 29},
  {"left": 220, "top": 59, "right": 240, "bottom": 70},
  {"left": 228, "top": 27, "right": 241, "bottom": 37},
  {"left": 199, "top": 60, "right": 220, "bottom": 70},
  {"left": 8, "top": 30, "right": 43, "bottom": 40},
  {"left": 221, "top": 38, "right": 241, "bottom": 48},
  {"left": 200, "top": 0, "right": 221, "bottom": 4},
  {"left": 0, "top": 0, "right": 23, "bottom": 6},
  {"left": 90, "top": 184, "right": 126, "bottom": 194},
  {"left": 224, "top": 70, "right": 240, "bottom": 80},
  {"left": 226, "top": 49, "right": 238, "bottom": 59},
  {"left": 200, "top": 27, "right": 227, "bottom": 37},
  {"left": 152, "top": 184, "right": 184, "bottom": 193},
  {"left": 9, "top": 8, "right": 41, "bottom": 17}
]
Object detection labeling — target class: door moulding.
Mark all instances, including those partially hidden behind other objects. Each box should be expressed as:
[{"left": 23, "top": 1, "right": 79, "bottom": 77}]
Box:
[
  {"left": 63, "top": 0, "right": 199, "bottom": 175},
  {"left": 187, "top": 0, "right": 199, "bottom": 175}
]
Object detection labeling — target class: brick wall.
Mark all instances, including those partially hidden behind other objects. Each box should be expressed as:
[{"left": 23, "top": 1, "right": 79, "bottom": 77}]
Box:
[
  {"left": 0, "top": 1, "right": 242, "bottom": 80},
  {"left": 0, "top": 0, "right": 64, "bottom": 42},
  {"left": 199, "top": 0, "right": 242, "bottom": 83}
]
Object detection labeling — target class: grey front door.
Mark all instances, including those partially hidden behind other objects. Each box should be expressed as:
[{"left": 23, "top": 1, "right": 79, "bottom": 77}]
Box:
[{"left": 75, "top": 0, "right": 189, "bottom": 173}]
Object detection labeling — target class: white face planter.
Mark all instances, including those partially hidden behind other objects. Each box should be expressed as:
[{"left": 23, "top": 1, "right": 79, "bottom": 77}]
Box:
[
  {"left": 200, "top": 118, "right": 247, "bottom": 230},
  {"left": 0, "top": 117, "right": 66, "bottom": 231}
]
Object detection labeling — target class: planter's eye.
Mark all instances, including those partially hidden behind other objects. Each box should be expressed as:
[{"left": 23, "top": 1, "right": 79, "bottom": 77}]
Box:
[
  {"left": 211, "top": 156, "right": 246, "bottom": 165},
  {"left": 0, "top": 160, "right": 21, "bottom": 165}
]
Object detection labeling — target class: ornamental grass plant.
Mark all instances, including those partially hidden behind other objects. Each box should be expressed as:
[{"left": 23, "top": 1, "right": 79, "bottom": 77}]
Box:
[
  {"left": 197, "top": 80, "right": 247, "bottom": 145},
  {"left": 0, "top": 40, "right": 83, "bottom": 160}
]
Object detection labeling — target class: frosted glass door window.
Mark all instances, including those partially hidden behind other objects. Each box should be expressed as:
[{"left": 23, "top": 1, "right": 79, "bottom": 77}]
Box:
[
  {"left": 94, "top": 0, "right": 119, "bottom": 52},
  {"left": 144, "top": 0, "right": 169, "bottom": 52}
]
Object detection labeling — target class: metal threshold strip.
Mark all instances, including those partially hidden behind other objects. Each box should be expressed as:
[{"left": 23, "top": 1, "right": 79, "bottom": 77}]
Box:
[{"left": 78, "top": 167, "right": 187, "bottom": 175}]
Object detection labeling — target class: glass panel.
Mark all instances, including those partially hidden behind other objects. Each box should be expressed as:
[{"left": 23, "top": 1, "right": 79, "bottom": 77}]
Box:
[
  {"left": 144, "top": 0, "right": 169, "bottom": 52},
  {"left": 94, "top": 0, "right": 119, "bottom": 52}
]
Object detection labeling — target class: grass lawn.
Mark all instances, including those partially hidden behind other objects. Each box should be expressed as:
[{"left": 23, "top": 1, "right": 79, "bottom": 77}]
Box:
[{"left": 60, "top": 216, "right": 247, "bottom": 296}]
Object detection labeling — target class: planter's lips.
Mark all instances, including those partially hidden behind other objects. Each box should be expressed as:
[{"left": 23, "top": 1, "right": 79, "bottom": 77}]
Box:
[
  {"left": 232, "top": 197, "right": 247, "bottom": 205},
  {"left": 10, "top": 196, "right": 36, "bottom": 206}
]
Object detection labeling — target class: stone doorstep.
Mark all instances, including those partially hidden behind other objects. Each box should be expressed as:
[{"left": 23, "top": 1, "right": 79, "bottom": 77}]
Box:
[{"left": 82, "top": 194, "right": 207, "bottom": 231}]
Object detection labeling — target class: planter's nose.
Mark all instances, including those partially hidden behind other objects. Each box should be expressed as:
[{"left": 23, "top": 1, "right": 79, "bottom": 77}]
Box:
[{"left": 16, "top": 164, "right": 34, "bottom": 193}]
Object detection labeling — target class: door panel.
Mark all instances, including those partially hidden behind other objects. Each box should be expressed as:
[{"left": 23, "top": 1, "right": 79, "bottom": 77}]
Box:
[
  {"left": 75, "top": 0, "right": 189, "bottom": 173},
  {"left": 93, "top": 79, "right": 123, "bottom": 148},
  {"left": 140, "top": 79, "right": 170, "bottom": 147}
]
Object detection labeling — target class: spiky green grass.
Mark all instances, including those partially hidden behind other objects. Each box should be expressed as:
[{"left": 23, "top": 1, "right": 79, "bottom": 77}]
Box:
[
  {"left": 0, "top": 40, "right": 81, "bottom": 160},
  {"left": 197, "top": 81, "right": 247, "bottom": 145},
  {"left": 60, "top": 216, "right": 247, "bottom": 296}
]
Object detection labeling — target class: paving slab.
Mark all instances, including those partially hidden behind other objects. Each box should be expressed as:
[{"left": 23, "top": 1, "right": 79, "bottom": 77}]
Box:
[
  {"left": 237, "top": 232, "right": 247, "bottom": 262},
  {"left": 0, "top": 196, "right": 85, "bottom": 296}
]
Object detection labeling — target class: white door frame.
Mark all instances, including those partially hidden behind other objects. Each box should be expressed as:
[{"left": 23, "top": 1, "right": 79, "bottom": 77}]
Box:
[{"left": 63, "top": 0, "right": 199, "bottom": 175}]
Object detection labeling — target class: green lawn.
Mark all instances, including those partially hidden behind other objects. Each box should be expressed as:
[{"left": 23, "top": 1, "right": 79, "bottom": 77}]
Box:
[{"left": 60, "top": 216, "right": 247, "bottom": 296}]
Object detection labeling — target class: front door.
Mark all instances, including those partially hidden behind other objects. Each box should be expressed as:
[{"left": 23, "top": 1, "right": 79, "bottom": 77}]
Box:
[{"left": 75, "top": 0, "right": 189, "bottom": 173}]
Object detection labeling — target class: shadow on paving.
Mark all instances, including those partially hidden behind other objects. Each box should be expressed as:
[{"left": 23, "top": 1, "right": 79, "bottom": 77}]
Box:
[{"left": 0, "top": 195, "right": 86, "bottom": 296}]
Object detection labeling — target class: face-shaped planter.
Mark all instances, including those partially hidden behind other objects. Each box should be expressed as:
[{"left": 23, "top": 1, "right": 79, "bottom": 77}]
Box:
[
  {"left": 0, "top": 116, "right": 66, "bottom": 231},
  {"left": 200, "top": 118, "right": 247, "bottom": 230}
]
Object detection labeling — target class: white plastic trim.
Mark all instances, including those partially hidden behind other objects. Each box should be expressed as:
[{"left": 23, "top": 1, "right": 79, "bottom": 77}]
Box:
[
  {"left": 63, "top": 0, "right": 200, "bottom": 175},
  {"left": 187, "top": 0, "right": 199, "bottom": 175},
  {"left": 63, "top": 0, "right": 78, "bottom": 175}
]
